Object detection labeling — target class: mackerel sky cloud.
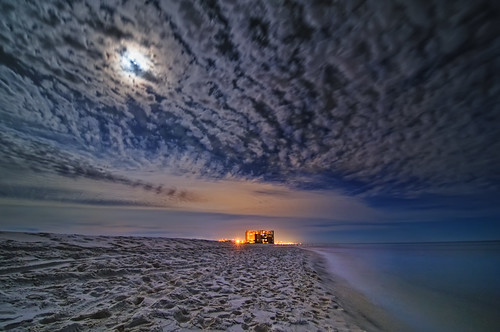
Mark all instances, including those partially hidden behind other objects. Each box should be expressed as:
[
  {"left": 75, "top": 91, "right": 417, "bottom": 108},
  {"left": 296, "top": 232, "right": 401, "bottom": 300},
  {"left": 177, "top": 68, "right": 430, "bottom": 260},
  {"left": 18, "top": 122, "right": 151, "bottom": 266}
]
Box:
[{"left": 0, "top": 0, "right": 499, "bottom": 242}]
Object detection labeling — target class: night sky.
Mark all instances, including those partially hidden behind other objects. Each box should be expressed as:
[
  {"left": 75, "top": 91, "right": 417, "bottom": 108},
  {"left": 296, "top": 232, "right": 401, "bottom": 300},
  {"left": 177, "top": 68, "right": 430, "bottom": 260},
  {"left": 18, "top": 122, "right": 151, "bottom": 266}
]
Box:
[{"left": 1, "top": 0, "right": 499, "bottom": 243}]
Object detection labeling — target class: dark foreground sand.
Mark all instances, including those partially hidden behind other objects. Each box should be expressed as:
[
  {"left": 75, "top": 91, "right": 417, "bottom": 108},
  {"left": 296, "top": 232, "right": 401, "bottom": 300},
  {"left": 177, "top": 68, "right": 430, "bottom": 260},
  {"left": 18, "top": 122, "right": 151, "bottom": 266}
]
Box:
[{"left": 0, "top": 232, "right": 365, "bottom": 331}]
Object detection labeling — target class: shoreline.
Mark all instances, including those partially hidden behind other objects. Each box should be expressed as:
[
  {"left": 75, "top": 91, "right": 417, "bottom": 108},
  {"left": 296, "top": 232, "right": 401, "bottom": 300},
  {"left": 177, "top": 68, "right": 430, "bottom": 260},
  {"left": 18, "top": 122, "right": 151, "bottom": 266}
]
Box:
[
  {"left": 1, "top": 231, "right": 365, "bottom": 331},
  {"left": 304, "top": 243, "right": 500, "bottom": 332},
  {"left": 303, "top": 247, "right": 409, "bottom": 332}
]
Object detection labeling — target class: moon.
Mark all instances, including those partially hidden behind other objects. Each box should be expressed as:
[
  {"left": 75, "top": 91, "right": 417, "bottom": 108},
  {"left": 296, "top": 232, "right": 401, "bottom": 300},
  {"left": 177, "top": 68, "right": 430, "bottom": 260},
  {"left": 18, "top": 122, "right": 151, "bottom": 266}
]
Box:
[{"left": 120, "top": 48, "right": 150, "bottom": 75}]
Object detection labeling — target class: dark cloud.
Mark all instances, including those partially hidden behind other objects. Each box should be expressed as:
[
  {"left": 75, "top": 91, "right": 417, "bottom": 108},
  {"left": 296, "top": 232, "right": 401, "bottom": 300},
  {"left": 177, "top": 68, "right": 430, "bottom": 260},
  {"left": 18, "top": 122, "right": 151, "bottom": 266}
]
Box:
[
  {"left": 0, "top": 0, "right": 499, "bottom": 204},
  {"left": 0, "top": 131, "right": 199, "bottom": 204},
  {"left": 0, "top": 185, "right": 161, "bottom": 208}
]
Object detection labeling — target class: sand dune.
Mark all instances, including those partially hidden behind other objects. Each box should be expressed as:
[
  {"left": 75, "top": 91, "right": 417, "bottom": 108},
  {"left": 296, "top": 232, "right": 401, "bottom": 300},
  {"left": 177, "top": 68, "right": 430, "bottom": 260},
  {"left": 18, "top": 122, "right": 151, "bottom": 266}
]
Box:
[{"left": 0, "top": 232, "right": 363, "bottom": 331}]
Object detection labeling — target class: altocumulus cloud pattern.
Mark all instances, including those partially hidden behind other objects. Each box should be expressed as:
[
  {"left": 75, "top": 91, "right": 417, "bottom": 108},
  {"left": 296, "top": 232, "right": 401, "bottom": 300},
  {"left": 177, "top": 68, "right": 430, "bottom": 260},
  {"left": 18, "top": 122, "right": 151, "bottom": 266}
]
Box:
[{"left": 0, "top": 0, "right": 499, "bottom": 205}]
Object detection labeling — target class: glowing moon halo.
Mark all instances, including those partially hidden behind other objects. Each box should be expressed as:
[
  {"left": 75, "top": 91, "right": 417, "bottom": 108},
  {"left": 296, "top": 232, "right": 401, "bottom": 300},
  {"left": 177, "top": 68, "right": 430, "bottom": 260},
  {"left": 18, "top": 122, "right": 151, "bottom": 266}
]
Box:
[{"left": 120, "top": 49, "right": 150, "bottom": 74}]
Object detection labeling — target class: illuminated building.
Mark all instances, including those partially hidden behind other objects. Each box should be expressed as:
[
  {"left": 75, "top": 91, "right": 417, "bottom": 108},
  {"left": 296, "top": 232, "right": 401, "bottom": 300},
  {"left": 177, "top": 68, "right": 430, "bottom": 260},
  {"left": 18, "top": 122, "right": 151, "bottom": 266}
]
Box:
[{"left": 245, "top": 230, "right": 274, "bottom": 244}]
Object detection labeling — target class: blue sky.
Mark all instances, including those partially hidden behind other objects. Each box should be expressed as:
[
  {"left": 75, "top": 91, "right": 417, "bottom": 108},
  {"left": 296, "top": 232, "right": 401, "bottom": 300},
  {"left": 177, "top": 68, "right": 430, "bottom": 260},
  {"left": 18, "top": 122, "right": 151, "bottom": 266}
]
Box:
[{"left": 0, "top": 0, "right": 499, "bottom": 242}]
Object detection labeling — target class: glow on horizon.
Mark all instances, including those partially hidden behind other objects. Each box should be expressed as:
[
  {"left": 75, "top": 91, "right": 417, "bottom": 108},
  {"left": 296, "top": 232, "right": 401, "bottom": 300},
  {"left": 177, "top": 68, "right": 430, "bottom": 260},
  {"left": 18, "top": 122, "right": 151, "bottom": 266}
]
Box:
[{"left": 217, "top": 238, "right": 300, "bottom": 245}]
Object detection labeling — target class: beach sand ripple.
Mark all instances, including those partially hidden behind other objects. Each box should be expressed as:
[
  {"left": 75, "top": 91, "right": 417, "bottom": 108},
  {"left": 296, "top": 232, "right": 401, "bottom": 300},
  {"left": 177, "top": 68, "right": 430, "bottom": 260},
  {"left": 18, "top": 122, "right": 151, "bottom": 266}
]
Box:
[{"left": 0, "top": 232, "right": 363, "bottom": 331}]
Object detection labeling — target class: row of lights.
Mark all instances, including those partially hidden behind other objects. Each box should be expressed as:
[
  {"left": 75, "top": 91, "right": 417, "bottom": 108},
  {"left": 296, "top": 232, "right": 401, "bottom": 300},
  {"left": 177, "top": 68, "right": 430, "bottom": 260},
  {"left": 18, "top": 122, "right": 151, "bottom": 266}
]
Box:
[{"left": 218, "top": 238, "right": 300, "bottom": 245}]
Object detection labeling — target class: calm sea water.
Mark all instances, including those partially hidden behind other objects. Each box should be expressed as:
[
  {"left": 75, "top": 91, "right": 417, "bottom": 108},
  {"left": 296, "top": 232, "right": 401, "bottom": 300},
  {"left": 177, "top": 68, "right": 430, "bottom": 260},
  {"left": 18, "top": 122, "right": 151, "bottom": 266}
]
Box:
[{"left": 308, "top": 242, "right": 500, "bottom": 332}]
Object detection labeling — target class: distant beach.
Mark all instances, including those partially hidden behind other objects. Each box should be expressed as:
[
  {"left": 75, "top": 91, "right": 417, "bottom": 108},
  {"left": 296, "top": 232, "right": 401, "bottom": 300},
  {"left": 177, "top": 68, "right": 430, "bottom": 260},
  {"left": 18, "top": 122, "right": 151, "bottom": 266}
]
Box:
[{"left": 0, "top": 232, "right": 364, "bottom": 331}]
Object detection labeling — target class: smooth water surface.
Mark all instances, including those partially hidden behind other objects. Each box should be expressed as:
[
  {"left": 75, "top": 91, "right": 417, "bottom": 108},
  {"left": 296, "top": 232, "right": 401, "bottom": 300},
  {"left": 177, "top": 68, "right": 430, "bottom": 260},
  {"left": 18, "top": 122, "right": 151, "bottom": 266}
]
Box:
[{"left": 309, "top": 242, "right": 500, "bottom": 332}]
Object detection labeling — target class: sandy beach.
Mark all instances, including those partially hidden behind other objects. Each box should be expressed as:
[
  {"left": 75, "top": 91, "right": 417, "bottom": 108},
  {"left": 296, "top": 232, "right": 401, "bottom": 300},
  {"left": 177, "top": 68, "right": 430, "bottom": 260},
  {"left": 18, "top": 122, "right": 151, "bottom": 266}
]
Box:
[{"left": 0, "top": 232, "right": 364, "bottom": 331}]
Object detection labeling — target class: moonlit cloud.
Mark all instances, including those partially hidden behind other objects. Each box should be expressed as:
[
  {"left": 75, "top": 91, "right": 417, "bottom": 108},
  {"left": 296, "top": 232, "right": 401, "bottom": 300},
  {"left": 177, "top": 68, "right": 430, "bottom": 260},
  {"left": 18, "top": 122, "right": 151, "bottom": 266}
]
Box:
[
  {"left": 121, "top": 48, "right": 150, "bottom": 73},
  {"left": 0, "top": 0, "right": 499, "bottom": 241}
]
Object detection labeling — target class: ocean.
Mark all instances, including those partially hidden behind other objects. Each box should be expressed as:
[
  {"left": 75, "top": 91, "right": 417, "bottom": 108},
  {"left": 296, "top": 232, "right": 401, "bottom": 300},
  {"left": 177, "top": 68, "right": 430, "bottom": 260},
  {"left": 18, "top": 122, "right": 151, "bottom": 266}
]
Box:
[{"left": 308, "top": 241, "right": 500, "bottom": 332}]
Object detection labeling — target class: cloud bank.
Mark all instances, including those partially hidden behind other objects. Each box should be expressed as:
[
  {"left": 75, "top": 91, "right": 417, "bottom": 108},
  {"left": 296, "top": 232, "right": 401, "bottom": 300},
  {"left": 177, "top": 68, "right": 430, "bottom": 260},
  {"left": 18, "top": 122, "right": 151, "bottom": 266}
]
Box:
[{"left": 0, "top": 0, "right": 499, "bottom": 210}]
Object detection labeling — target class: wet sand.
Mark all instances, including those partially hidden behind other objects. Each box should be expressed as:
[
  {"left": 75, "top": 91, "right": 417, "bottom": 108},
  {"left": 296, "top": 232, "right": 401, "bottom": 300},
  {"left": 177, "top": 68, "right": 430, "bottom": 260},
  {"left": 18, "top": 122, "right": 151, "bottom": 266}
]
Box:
[
  {"left": 306, "top": 247, "right": 407, "bottom": 332},
  {"left": 0, "top": 232, "right": 364, "bottom": 331}
]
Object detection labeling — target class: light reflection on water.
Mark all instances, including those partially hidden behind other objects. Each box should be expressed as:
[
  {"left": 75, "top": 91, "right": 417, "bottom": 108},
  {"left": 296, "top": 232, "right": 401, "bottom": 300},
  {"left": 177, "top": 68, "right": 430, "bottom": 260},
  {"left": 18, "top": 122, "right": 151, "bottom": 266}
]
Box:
[{"left": 309, "top": 242, "right": 500, "bottom": 332}]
